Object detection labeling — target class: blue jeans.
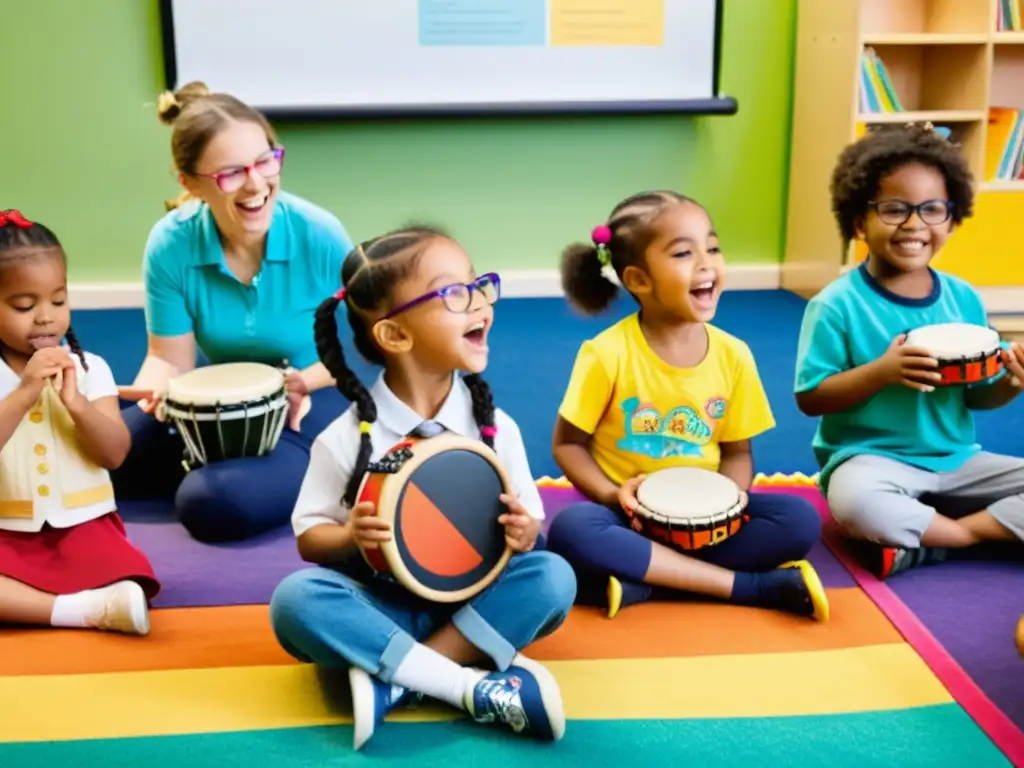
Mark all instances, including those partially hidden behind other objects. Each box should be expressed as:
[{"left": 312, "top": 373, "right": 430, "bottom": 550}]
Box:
[
  {"left": 269, "top": 550, "right": 577, "bottom": 679},
  {"left": 111, "top": 388, "right": 345, "bottom": 543},
  {"left": 547, "top": 492, "right": 821, "bottom": 590}
]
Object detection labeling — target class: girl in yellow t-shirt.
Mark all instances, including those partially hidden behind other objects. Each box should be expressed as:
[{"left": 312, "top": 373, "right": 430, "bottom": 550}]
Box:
[{"left": 547, "top": 190, "right": 829, "bottom": 621}]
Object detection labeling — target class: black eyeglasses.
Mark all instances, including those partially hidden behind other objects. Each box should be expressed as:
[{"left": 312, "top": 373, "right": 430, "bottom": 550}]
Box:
[
  {"left": 869, "top": 199, "right": 953, "bottom": 226},
  {"left": 381, "top": 273, "right": 501, "bottom": 320}
]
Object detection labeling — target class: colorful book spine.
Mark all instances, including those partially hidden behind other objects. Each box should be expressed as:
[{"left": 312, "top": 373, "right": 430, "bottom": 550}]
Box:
[
  {"left": 986, "top": 108, "right": 1024, "bottom": 181},
  {"left": 859, "top": 47, "right": 903, "bottom": 114},
  {"left": 998, "top": 0, "right": 1022, "bottom": 31}
]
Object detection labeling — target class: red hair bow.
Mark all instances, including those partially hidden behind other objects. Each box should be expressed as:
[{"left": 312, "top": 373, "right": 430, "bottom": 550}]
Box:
[{"left": 0, "top": 210, "right": 33, "bottom": 229}]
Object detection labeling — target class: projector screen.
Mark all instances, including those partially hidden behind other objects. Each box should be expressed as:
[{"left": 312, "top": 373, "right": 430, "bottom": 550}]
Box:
[{"left": 159, "top": 0, "right": 734, "bottom": 118}]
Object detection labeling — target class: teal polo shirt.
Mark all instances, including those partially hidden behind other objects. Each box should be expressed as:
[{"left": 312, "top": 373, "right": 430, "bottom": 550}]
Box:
[
  {"left": 794, "top": 263, "right": 998, "bottom": 493},
  {"left": 142, "top": 191, "right": 353, "bottom": 370}
]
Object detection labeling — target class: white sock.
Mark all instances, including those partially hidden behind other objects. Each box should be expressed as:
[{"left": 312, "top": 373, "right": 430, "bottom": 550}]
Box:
[
  {"left": 389, "top": 643, "right": 484, "bottom": 710},
  {"left": 50, "top": 590, "right": 96, "bottom": 628}
]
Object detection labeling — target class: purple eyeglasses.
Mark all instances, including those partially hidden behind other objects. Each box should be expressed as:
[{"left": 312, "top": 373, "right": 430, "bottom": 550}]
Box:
[
  {"left": 382, "top": 273, "right": 501, "bottom": 319},
  {"left": 196, "top": 147, "right": 285, "bottom": 193}
]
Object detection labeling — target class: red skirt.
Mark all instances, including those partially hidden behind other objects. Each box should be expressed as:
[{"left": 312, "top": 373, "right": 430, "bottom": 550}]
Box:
[{"left": 0, "top": 513, "right": 160, "bottom": 599}]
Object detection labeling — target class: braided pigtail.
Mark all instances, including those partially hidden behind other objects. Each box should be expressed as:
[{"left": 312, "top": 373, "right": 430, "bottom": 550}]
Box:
[
  {"left": 314, "top": 295, "right": 377, "bottom": 507},
  {"left": 317, "top": 225, "right": 463, "bottom": 501},
  {"left": 463, "top": 373, "right": 496, "bottom": 450},
  {"left": 64, "top": 327, "right": 88, "bottom": 371}
]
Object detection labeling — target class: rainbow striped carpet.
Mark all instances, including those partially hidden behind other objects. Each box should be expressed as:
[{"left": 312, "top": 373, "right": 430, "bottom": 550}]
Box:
[{"left": 0, "top": 477, "right": 1018, "bottom": 767}]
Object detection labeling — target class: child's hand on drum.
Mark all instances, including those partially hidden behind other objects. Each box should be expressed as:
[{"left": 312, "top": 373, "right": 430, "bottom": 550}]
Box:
[
  {"left": 1002, "top": 343, "right": 1024, "bottom": 388},
  {"left": 498, "top": 493, "right": 539, "bottom": 552},
  {"left": 617, "top": 474, "right": 645, "bottom": 513},
  {"left": 876, "top": 335, "right": 942, "bottom": 392},
  {"left": 617, "top": 474, "right": 647, "bottom": 532},
  {"left": 350, "top": 501, "right": 392, "bottom": 550}
]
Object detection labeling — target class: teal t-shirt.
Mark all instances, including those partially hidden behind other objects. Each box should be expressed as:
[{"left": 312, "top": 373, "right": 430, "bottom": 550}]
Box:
[
  {"left": 794, "top": 263, "right": 996, "bottom": 492},
  {"left": 142, "top": 191, "right": 353, "bottom": 369}
]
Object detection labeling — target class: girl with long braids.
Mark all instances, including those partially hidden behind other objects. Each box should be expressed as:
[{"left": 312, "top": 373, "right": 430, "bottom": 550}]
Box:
[
  {"left": 0, "top": 210, "right": 158, "bottom": 636},
  {"left": 269, "top": 226, "right": 576, "bottom": 751}
]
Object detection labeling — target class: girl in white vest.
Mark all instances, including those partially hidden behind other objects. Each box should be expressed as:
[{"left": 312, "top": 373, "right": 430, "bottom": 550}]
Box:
[{"left": 0, "top": 210, "right": 158, "bottom": 635}]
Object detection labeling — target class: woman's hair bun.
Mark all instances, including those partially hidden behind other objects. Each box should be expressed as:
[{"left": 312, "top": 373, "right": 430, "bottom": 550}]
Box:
[{"left": 156, "top": 81, "right": 212, "bottom": 125}]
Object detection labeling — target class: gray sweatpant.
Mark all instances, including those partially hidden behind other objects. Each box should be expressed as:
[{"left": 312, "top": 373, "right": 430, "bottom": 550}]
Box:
[{"left": 826, "top": 452, "right": 1024, "bottom": 548}]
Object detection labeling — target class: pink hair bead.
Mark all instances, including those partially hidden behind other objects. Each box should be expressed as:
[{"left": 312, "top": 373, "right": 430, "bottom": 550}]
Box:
[
  {"left": 591, "top": 225, "right": 612, "bottom": 245},
  {"left": 480, "top": 426, "right": 498, "bottom": 438}
]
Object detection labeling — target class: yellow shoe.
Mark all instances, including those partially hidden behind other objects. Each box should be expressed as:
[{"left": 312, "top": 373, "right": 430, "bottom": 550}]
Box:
[
  {"left": 607, "top": 576, "right": 623, "bottom": 619},
  {"left": 780, "top": 560, "right": 830, "bottom": 623}
]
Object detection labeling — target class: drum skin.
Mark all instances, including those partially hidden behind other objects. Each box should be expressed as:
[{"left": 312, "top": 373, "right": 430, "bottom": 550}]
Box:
[
  {"left": 905, "top": 323, "right": 1004, "bottom": 386},
  {"left": 356, "top": 433, "right": 513, "bottom": 603}
]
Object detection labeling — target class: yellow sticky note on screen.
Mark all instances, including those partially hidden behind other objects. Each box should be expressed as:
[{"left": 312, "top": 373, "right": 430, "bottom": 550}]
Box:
[{"left": 550, "top": 0, "right": 664, "bottom": 47}]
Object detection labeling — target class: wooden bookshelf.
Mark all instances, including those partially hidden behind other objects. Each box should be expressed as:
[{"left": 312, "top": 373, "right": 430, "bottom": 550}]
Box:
[{"left": 782, "top": 0, "right": 1024, "bottom": 298}]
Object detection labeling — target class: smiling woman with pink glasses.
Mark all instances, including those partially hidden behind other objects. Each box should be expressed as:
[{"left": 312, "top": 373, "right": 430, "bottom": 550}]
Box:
[{"left": 111, "top": 81, "right": 354, "bottom": 543}]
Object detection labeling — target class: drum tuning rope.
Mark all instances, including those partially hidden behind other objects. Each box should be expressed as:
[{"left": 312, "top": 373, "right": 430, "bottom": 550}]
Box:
[{"left": 367, "top": 446, "right": 414, "bottom": 475}]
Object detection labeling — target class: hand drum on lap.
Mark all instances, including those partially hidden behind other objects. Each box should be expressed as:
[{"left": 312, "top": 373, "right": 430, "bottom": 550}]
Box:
[
  {"left": 633, "top": 467, "right": 748, "bottom": 551},
  {"left": 356, "top": 432, "right": 513, "bottom": 603},
  {"left": 159, "top": 362, "right": 289, "bottom": 468},
  {"left": 905, "top": 323, "right": 1003, "bottom": 386}
]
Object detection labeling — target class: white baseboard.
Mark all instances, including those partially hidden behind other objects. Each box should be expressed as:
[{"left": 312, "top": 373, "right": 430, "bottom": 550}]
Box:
[
  {"left": 69, "top": 265, "right": 784, "bottom": 309},
  {"left": 977, "top": 288, "right": 1024, "bottom": 315},
  {"left": 69, "top": 283, "right": 147, "bottom": 310}
]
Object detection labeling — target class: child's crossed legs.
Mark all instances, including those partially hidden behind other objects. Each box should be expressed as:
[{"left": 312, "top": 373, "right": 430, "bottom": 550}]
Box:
[
  {"left": 269, "top": 551, "right": 575, "bottom": 749},
  {"left": 827, "top": 452, "right": 1024, "bottom": 577}
]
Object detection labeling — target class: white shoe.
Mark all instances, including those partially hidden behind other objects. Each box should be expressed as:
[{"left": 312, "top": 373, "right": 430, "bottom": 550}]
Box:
[
  {"left": 348, "top": 666, "right": 412, "bottom": 751},
  {"left": 84, "top": 581, "right": 150, "bottom": 635}
]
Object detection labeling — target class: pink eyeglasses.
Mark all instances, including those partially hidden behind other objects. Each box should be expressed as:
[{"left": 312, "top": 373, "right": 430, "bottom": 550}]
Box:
[{"left": 195, "top": 147, "right": 285, "bottom": 193}]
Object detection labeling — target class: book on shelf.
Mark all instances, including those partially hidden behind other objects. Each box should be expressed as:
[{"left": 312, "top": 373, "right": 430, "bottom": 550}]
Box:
[
  {"left": 986, "top": 108, "right": 1024, "bottom": 181},
  {"left": 859, "top": 47, "right": 902, "bottom": 114},
  {"left": 998, "top": 0, "right": 1022, "bottom": 31},
  {"left": 857, "top": 47, "right": 952, "bottom": 141}
]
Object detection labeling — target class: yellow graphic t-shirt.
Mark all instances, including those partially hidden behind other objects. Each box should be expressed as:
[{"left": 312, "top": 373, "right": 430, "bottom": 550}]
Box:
[{"left": 558, "top": 314, "right": 775, "bottom": 486}]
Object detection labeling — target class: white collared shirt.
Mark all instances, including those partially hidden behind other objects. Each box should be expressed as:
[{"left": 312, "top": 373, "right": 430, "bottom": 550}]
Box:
[
  {"left": 0, "top": 348, "right": 119, "bottom": 532},
  {"left": 291, "top": 372, "right": 545, "bottom": 536}
]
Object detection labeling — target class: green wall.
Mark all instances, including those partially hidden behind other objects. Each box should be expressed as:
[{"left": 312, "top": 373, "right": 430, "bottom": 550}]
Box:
[{"left": 0, "top": 0, "right": 796, "bottom": 283}]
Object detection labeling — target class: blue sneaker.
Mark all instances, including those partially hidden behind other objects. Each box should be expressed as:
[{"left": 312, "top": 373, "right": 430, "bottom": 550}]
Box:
[
  {"left": 349, "top": 666, "right": 415, "bottom": 750},
  {"left": 465, "top": 654, "right": 565, "bottom": 741}
]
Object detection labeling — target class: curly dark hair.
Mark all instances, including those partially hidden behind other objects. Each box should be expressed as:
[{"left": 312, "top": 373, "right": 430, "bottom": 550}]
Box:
[{"left": 829, "top": 123, "right": 975, "bottom": 243}]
